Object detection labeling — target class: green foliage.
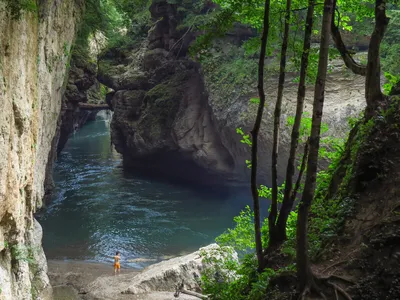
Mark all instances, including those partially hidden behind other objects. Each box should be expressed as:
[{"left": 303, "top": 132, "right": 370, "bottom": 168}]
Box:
[
  {"left": 216, "top": 205, "right": 298, "bottom": 256},
  {"left": 200, "top": 43, "right": 258, "bottom": 105},
  {"left": 286, "top": 112, "right": 344, "bottom": 163},
  {"left": 100, "top": 83, "right": 109, "bottom": 98},
  {"left": 216, "top": 113, "right": 351, "bottom": 298},
  {"left": 110, "top": 0, "right": 150, "bottom": 29},
  {"left": 73, "top": 0, "right": 147, "bottom": 61},
  {"left": 258, "top": 184, "right": 284, "bottom": 203},
  {"left": 9, "top": 243, "right": 37, "bottom": 266},
  {"left": 308, "top": 114, "right": 365, "bottom": 259},
  {"left": 216, "top": 206, "right": 255, "bottom": 252},
  {"left": 200, "top": 246, "right": 244, "bottom": 300},
  {"left": 381, "top": 9, "right": 400, "bottom": 76},
  {"left": 236, "top": 128, "right": 252, "bottom": 147},
  {"left": 207, "top": 206, "right": 298, "bottom": 299},
  {"left": 249, "top": 98, "right": 260, "bottom": 104},
  {"left": 3, "top": 0, "right": 37, "bottom": 20},
  {"left": 192, "top": 1, "right": 399, "bottom": 299},
  {"left": 309, "top": 102, "right": 398, "bottom": 259},
  {"left": 383, "top": 72, "right": 400, "bottom": 94},
  {"left": 201, "top": 246, "right": 278, "bottom": 300}
]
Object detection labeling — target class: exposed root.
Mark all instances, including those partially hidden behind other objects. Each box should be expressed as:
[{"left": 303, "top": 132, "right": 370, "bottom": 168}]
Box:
[
  {"left": 299, "top": 286, "right": 309, "bottom": 300},
  {"left": 319, "top": 275, "right": 354, "bottom": 284},
  {"left": 322, "top": 249, "right": 358, "bottom": 273},
  {"left": 295, "top": 273, "right": 354, "bottom": 300},
  {"left": 334, "top": 286, "right": 339, "bottom": 300},
  {"left": 328, "top": 282, "right": 352, "bottom": 300},
  {"left": 321, "top": 259, "right": 348, "bottom": 273},
  {"left": 298, "top": 283, "right": 327, "bottom": 300}
]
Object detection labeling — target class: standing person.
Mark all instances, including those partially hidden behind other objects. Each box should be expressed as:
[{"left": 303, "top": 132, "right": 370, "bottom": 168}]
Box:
[{"left": 114, "top": 251, "right": 121, "bottom": 275}]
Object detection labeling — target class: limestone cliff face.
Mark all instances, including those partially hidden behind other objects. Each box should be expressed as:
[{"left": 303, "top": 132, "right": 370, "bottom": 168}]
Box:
[
  {"left": 207, "top": 67, "right": 366, "bottom": 185},
  {"left": 99, "top": 1, "right": 236, "bottom": 185},
  {"left": 43, "top": 56, "right": 104, "bottom": 204},
  {"left": 99, "top": 0, "right": 365, "bottom": 186},
  {"left": 0, "top": 1, "right": 83, "bottom": 299}
]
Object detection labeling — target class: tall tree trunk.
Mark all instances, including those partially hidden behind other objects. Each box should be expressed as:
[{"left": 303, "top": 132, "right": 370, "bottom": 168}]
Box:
[
  {"left": 365, "top": 0, "right": 389, "bottom": 117},
  {"left": 331, "top": 0, "right": 366, "bottom": 76},
  {"left": 251, "top": 0, "right": 271, "bottom": 272},
  {"left": 269, "top": 0, "right": 292, "bottom": 247},
  {"left": 296, "top": 0, "right": 333, "bottom": 291},
  {"left": 275, "top": 0, "right": 315, "bottom": 241}
]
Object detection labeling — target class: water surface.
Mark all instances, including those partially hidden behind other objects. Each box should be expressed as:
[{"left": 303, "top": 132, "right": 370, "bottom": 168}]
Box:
[{"left": 37, "top": 115, "right": 260, "bottom": 268}]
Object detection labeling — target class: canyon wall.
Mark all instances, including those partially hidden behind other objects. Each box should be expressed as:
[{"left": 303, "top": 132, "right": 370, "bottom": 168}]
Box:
[
  {"left": 43, "top": 56, "right": 106, "bottom": 204},
  {"left": 0, "top": 1, "right": 83, "bottom": 299},
  {"left": 99, "top": 0, "right": 366, "bottom": 186},
  {"left": 98, "top": 1, "right": 237, "bottom": 185}
]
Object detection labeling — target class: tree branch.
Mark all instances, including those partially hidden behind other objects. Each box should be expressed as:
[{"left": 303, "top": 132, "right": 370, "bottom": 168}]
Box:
[{"left": 330, "top": 0, "right": 366, "bottom": 76}]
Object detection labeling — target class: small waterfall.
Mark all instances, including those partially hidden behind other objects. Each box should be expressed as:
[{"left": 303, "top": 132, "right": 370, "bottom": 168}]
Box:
[{"left": 97, "top": 110, "right": 113, "bottom": 128}]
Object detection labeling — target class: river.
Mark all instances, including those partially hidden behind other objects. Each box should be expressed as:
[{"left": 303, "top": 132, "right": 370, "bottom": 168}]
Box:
[{"left": 37, "top": 113, "right": 259, "bottom": 269}]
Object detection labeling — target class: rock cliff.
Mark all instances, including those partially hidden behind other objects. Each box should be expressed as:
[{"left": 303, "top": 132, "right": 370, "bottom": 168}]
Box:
[
  {"left": 206, "top": 61, "right": 366, "bottom": 185},
  {"left": 0, "top": 1, "right": 83, "bottom": 299},
  {"left": 58, "top": 56, "right": 105, "bottom": 154},
  {"left": 43, "top": 55, "right": 107, "bottom": 204},
  {"left": 85, "top": 244, "right": 236, "bottom": 299},
  {"left": 99, "top": 0, "right": 366, "bottom": 186},
  {"left": 98, "top": 1, "right": 237, "bottom": 185}
]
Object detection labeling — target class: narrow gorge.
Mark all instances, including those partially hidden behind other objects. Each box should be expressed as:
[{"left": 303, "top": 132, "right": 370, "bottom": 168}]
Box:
[
  {"left": 98, "top": 0, "right": 365, "bottom": 186},
  {"left": 0, "top": 0, "right": 399, "bottom": 299}
]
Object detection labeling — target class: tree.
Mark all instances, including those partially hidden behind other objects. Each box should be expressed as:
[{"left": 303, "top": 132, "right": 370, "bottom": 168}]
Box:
[
  {"left": 296, "top": 0, "right": 334, "bottom": 294},
  {"left": 275, "top": 0, "right": 316, "bottom": 242},
  {"left": 366, "top": 0, "right": 390, "bottom": 116},
  {"left": 250, "top": 0, "right": 272, "bottom": 271},
  {"left": 269, "top": 0, "right": 293, "bottom": 247}
]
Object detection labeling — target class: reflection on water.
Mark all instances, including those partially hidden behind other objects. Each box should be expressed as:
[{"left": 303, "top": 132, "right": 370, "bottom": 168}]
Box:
[{"left": 37, "top": 115, "right": 263, "bottom": 269}]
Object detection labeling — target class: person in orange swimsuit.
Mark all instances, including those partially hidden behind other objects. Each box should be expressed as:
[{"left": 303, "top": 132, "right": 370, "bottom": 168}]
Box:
[{"left": 114, "top": 251, "right": 121, "bottom": 275}]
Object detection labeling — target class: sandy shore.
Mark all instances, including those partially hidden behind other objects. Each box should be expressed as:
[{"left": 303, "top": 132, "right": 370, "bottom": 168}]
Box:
[
  {"left": 48, "top": 260, "right": 139, "bottom": 300},
  {"left": 48, "top": 259, "right": 139, "bottom": 285},
  {"left": 48, "top": 260, "right": 200, "bottom": 300}
]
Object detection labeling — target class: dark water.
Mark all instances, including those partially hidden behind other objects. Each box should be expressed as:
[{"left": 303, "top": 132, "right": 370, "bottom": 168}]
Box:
[{"left": 37, "top": 115, "right": 259, "bottom": 269}]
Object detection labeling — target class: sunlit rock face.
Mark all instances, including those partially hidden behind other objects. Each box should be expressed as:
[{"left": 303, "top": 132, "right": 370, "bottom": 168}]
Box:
[
  {"left": 0, "top": 1, "right": 83, "bottom": 299},
  {"left": 99, "top": 0, "right": 366, "bottom": 186},
  {"left": 206, "top": 66, "right": 366, "bottom": 186}
]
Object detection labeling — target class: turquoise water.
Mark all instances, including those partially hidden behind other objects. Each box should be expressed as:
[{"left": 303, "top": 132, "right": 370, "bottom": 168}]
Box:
[{"left": 37, "top": 115, "right": 259, "bottom": 269}]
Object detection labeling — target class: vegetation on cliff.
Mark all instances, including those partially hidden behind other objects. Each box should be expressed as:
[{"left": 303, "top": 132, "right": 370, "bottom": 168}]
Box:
[
  {"left": 71, "top": 2, "right": 400, "bottom": 297},
  {"left": 187, "top": 0, "right": 400, "bottom": 299},
  {"left": 5, "top": 0, "right": 396, "bottom": 298}
]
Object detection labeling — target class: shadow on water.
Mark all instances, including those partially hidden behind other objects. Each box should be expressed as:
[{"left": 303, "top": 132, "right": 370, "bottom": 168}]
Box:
[{"left": 36, "top": 114, "right": 269, "bottom": 269}]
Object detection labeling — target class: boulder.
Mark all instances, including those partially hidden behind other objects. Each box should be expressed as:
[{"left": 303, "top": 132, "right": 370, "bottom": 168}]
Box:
[{"left": 86, "top": 244, "right": 238, "bottom": 299}]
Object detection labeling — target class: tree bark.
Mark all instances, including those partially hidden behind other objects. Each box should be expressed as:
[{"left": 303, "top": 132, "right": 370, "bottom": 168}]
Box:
[
  {"left": 365, "top": 0, "right": 389, "bottom": 117},
  {"left": 290, "top": 138, "right": 309, "bottom": 206},
  {"left": 275, "top": 0, "right": 315, "bottom": 241},
  {"left": 296, "top": 0, "right": 334, "bottom": 291},
  {"left": 330, "top": 0, "right": 366, "bottom": 76},
  {"left": 269, "top": 0, "right": 292, "bottom": 246},
  {"left": 251, "top": 0, "right": 271, "bottom": 272}
]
